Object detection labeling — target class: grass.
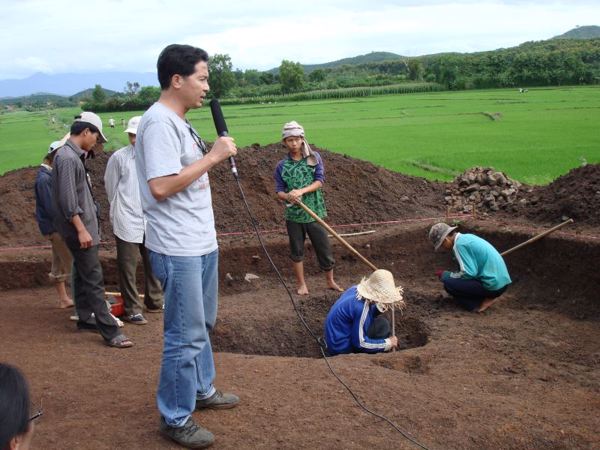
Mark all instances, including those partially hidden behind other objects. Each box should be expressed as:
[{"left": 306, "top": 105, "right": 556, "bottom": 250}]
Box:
[{"left": 1, "top": 86, "right": 599, "bottom": 184}]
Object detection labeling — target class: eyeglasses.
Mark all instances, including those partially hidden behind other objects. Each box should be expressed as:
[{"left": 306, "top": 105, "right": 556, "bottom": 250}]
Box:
[
  {"left": 29, "top": 399, "right": 43, "bottom": 422},
  {"left": 187, "top": 123, "right": 208, "bottom": 155}
]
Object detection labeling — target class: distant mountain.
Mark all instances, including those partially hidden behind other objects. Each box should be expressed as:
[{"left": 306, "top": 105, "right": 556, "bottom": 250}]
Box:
[
  {"left": 0, "top": 87, "right": 119, "bottom": 108},
  {"left": 70, "top": 87, "right": 119, "bottom": 102},
  {"left": 0, "top": 71, "right": 157, "bottom": 98},
  {"left": 268, "top": 51, "right": 403, "bottom": 74},
  {"left": 553, "top": 25, "right": 600, "bottom": 40},
  {"left": 302, "top": 51, "right": 403, "bottom": 72},
  {"left": 0, "top": 92, "right": 73, "bottom": 107}
]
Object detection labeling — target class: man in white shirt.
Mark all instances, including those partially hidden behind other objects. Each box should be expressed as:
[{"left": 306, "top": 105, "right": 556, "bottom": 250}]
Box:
[{"left": 104, "top": 116, "right": 163, "bottom": 324}]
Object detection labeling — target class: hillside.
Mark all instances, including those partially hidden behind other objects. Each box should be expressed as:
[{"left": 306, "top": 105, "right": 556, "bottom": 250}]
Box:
[
  {"left": 0, "top": 93, "right": 73, "bottom": 108},
  {"left": 553, "top": 25, "right": 600, "bottom": 40},
  {"left": 0, "top": 87, "right": 118, "bottom": 109},
  {"left": 269, "top": 51, "right": 404, "bottom": 74},
  {"left": 69, "top": 87, "right": 119, "bottom": 102}
]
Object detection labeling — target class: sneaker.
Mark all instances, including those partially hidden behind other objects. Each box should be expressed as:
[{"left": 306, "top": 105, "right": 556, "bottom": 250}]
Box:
[
  {"left": 123, "top": 313, "right": 147, "bottom": 325},
  {"left": 196, "top": 390, "right": 239, "bottom": 410},
  {"left": 159, "top": 416, "right": 214, "bottom": 449}
]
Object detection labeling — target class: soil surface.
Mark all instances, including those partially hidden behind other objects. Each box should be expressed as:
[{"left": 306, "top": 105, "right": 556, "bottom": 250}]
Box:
[{"left": 0, "top": 145, "right": 598, "bottom": 449}]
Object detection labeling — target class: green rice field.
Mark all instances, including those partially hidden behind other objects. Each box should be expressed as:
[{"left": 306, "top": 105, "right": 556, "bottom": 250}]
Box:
[{"left": 1, "top": 86, "right": 599, "bottom": 184}]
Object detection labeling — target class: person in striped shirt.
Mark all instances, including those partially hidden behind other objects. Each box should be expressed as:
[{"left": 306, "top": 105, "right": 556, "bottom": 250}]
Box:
[{"left": 104, "top": 116, "right": 163, "bottom": 325}]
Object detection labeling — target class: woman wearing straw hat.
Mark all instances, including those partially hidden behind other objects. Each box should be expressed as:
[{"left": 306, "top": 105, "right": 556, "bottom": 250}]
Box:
[
  {"left": 324, "top": 269, "right": 404, "bottom": 356},
  {"left": 429, "top": 222, "right": 511, "bottom": 313}
]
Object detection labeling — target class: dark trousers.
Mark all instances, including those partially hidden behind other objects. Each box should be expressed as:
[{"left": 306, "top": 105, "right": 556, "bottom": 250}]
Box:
[
  {"left": 367, "top": 314, "right": 391, "bottom": 339},
  {"left": 286, "top": 220, "right": 335, "bottom": 271},
  {"left": 69, "top": 245, "right": 120, "bottom": 341},
  {"left": 115, "top": 236, "right": 163, "bottom": 316},
  {"left": 443, "top": 277, "right": 507, "bottom": 311}
]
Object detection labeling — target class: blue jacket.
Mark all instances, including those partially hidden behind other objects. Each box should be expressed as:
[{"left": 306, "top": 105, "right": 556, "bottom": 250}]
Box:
[
  {"left": 34, "top": 165, "right": 55, "bottom": 235},
  {"left": 324, "top": 286, "right": 389, "bottom": 356},
  {"left": 444, "top": 233, "right": 511, "bottom": 291}
]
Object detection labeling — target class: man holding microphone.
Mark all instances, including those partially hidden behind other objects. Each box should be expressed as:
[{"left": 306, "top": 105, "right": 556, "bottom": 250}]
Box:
[{"left": 135, "top": 44, "right": 239, "bottom": 448}]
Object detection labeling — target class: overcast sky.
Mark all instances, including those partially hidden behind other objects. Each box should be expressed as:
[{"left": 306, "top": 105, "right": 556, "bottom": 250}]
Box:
[{"left": 1, "top": 0, "right": 598, "bottom": 80}]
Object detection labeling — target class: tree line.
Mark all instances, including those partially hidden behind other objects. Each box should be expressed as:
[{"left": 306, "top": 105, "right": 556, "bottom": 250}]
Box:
[{"left": 81, "top": 37, "right": 600, "bottom": 112}]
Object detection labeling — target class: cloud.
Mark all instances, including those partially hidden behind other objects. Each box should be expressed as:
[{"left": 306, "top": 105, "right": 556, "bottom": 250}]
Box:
[{"left": 0, "top": 0, "right": 598, "bottom": 79}]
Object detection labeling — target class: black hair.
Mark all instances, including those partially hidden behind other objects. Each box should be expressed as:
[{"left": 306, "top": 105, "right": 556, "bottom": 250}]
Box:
[
  {"left": 70, "top": 116, "right": 100, "bottom": 136},
  {"left": 0, "top": 363, "right": 30, "bottom": 449},
  {"left": 43, "top": 152, "right": 55, "bottom": 164},
  {"left": 157, "top": 44, "right": 209, "bottom": 90}
]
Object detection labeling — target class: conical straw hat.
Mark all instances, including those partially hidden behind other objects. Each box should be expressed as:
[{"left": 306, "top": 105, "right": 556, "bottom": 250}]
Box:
[{"left": 356, "top": 269, "right": 404, "bottom": 306}]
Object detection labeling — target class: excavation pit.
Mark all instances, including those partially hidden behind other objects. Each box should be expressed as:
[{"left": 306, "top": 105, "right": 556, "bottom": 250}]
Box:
[
  {"left": 211, "top": 290, "right": 431, "bottom": 358},
  {"left": 206, "top": 221, "right": 598, "bottom": 359}
]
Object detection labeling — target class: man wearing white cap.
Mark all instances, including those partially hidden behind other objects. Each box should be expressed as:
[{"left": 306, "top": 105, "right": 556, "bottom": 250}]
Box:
[
  {"left": 324, "top": 269, "right": 402, "bottom": 355},
  {"left": 52, "top": 112, "right": 133, "bottom": 348},
  {"left": 34, "top": 140, "right": 73, "bottom": 309},
  {"left": 104, "top": 116, "right": 163, "bottom": 325},
  {"left": 429, "top": 222, "right": 511, "bottom": 312}
]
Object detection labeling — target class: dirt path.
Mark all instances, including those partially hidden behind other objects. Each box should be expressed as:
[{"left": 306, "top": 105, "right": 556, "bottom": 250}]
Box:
[{"left": 2, "top": 278, "right": 598, "bottom": 449}]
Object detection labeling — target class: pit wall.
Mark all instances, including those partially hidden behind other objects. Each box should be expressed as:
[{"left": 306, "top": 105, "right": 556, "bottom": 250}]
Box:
[{"left": 2, "top": 222, "right": 597, "bottom": 320}]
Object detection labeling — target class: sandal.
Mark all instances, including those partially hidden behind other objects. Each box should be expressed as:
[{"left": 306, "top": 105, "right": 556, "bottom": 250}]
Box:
[{"left": 106, "top": 334, "right": 134, "bottom": 349}]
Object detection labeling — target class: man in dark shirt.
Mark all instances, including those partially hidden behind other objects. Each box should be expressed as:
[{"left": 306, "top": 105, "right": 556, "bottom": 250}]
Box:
[
  {"left": 34, "top": 140, "right": 73, "bottom": 309},
  {"left": 52, "top": 112, "right": 133, "bottom": 348}
]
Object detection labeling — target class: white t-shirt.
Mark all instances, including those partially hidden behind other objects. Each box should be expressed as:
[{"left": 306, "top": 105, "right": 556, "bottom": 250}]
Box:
[{"left": 135, "top": 102, "right": 217, "bottom": 256}]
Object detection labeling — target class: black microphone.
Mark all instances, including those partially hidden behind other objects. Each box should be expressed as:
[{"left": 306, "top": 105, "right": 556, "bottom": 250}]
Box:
[{"left": 209, "top": 98, "right": 238, "bottom": 178}]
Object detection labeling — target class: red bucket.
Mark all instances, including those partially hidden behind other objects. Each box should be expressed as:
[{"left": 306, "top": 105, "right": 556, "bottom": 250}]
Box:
[{"left": 106, "top": 294, "right": 125, "bottom": 317}]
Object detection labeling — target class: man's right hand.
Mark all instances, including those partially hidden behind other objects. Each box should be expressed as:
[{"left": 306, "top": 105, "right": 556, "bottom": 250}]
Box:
[
  {"left": 389, "top": 336, "right": 398, "bottom": 349},
  {"left": 78, "top": 229, "right": 93, "bottom": 248},
  {"left": 208, "top": 136, "right": 237, "bottom": 164}
]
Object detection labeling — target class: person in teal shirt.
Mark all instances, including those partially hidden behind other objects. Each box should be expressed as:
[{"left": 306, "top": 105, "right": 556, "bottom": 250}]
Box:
[{"left": 429, "top": 223, "right": 511, "bottom": 312}]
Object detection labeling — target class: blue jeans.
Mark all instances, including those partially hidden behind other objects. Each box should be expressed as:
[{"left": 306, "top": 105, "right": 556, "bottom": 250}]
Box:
[{"left": 149, "top": 249, "right": 219, "bottom": 427}]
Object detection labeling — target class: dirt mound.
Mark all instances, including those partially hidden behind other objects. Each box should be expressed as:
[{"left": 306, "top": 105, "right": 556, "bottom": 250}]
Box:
[
  {"left": 0, "top": 143, "right": 447, "bottom": 248},
  {"left": 516, "top": 164, "right": 600, "bottom": 226},
  {"left": 1, "top": 145, "right": 598, "bottom": 249}
]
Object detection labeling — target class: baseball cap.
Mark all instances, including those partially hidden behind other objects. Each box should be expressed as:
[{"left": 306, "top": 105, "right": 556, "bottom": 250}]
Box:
[
  {"left": 74, "top": 111, "right": 108, "bottom": 143},
  {"left": 47, "top": 133, "right": 70, "bottom": 154},
  {"left": 48, "top": 140, "right": 63, "bottom": 154},
  {"left": 124, "top": 116, "right": 141, "bottom": 135}
]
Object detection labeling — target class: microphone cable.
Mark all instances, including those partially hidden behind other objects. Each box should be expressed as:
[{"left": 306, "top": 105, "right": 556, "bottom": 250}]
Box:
[{"left": 229, "top": 172, "right": 432, "bottom": 450}]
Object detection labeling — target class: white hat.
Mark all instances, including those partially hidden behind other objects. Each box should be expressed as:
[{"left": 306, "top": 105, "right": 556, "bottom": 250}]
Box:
[
  {"left": 75, "top": 111, "right": 108, "bottom": 143},
  {"left": 47, "top": 133, "right": 70, "bottom": 154},
  {"left": 124, "top": 116, "right": 141, "bottom": 135},
  {"left": 356, "top": 269, "right": 405, "bottom": 307},
  {"left": 48, "top": 140, "right": 63, "bottom": 154}
]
